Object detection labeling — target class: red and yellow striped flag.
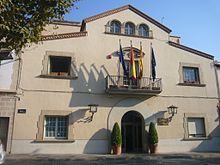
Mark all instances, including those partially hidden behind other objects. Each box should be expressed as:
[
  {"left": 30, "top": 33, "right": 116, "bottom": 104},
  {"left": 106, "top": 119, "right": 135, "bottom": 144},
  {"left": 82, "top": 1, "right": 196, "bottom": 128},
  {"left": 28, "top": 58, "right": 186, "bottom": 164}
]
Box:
[
  {"left": 130, "top": 45, "right": 136, "bottom": 80},
  {"left": 139, "top": 44, "right": 143, "bottom": 78}
]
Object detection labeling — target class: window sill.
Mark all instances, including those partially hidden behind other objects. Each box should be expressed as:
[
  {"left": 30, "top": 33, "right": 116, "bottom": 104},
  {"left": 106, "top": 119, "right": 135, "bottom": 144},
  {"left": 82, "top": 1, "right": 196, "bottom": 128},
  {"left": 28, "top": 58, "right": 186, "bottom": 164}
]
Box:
[
  {"left": 177, "top": 83, "right": 206, "bottom": 87},
  {"left": 35, "top": 139, "right": 75, "bottom": 143},
  {"left": 39, "top": 74, "right": 78, "bottom": 80},
  {"left": 182, "top": 137, "right": 209, "bottom": 141},
  {"left": 104, "top": 32, "right": 153, "bottom": 39}
]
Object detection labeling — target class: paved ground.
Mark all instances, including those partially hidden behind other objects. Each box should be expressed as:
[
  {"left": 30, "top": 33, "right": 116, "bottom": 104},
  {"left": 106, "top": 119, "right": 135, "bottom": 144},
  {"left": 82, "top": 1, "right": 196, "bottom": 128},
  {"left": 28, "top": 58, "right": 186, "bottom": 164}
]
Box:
[{"left": 3, "top": 152, "right": 220, "bottom": 165}]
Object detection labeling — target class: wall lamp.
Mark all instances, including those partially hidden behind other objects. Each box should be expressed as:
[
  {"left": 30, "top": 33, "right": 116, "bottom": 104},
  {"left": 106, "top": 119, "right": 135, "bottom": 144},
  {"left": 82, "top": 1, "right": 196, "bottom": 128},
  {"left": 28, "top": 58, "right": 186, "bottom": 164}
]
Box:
[
  {"left": 167, "top": 105, "right": 178, "bottom": 122},
  {"left": 88, "top": 104, "right": 98, "bottom": 121}
]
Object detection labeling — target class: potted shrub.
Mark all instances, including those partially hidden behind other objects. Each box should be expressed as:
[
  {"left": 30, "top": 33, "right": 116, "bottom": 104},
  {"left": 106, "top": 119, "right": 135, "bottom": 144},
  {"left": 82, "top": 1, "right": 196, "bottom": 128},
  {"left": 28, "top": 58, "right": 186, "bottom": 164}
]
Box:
[
  {"left": 111, "top": 122, "right": 122, "bottom": 155},
  {"left": 148, "top": 122, "right": 158, "bottom": 154}
]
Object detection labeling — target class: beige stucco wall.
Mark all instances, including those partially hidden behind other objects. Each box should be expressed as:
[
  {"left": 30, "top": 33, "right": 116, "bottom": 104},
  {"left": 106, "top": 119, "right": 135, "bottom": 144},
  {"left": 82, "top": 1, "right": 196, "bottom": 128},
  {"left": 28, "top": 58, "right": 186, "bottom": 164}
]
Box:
[
  {"left": 42, "top": 23, "right": 81, "bottom": 36},
  {"left": 11, "top": 8, "right": 220, "bottom": 154}
]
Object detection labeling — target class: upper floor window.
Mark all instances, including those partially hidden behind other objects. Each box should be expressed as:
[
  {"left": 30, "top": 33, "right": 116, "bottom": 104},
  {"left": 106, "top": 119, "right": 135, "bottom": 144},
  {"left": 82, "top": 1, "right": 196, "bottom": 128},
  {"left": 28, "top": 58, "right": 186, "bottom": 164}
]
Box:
[
  {"left": 125, "top": 22, "right": 135, "bottom": 35},
  {"left": 49, "top": 56, "right": 71, "bottom": 76},
  {"left": 138, "top": 24, "right": 149, "bottom": 37},
  {"left": 183, "top": 67, "right": 200, "bottom": 84},
  {"left": 110, "top": 20, "right": 121, "bottom": 33}
]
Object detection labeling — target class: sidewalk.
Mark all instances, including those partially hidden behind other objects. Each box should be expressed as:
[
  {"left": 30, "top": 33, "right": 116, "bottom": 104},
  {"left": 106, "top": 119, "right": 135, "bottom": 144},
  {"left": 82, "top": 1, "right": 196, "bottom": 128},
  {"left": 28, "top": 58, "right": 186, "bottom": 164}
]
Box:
[{"left": 4, "top": 152, "right": 220, "bottom": 165}]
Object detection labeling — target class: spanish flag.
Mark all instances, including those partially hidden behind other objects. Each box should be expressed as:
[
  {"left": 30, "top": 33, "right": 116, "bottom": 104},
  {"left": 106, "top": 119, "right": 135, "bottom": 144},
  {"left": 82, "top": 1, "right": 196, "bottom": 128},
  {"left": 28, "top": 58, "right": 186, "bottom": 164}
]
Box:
[
  {"left": 130, "top": 45, "right": 136, "bottom": 80},
  {"left": 139, "top": 44, "right": 143, "bottom": 79}
]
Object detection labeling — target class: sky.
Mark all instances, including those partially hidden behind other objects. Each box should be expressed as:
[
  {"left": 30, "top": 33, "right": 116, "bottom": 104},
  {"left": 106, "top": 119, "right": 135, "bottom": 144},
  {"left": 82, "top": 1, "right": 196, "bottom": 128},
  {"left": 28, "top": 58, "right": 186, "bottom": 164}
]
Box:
[{"left": 65, "top": 0, "right": 220, "bottom": 60}]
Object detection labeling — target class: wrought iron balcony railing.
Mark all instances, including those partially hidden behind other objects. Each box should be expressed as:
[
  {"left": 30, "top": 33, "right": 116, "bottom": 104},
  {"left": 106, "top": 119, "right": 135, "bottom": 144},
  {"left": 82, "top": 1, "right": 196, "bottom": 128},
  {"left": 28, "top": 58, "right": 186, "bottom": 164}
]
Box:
[{"left": 106, "top": 75, "right": 162, "bottom": 95}]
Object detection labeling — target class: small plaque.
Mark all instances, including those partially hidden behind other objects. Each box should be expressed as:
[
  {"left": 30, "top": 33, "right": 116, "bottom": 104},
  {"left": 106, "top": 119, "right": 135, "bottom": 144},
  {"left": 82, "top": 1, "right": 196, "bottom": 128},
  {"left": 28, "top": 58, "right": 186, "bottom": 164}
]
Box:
[
  {"left": 18, "top": 109, "right": 26, "bottom": 114},
  {"left": 157, "top": 118, "right": 169, "bottom": 126}
]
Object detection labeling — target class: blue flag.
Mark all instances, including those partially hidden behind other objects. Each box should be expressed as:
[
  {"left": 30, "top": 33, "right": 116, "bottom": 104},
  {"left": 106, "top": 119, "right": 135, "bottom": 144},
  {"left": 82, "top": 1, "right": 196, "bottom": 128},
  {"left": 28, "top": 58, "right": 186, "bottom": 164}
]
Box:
[
  {"left": 119, "top": 44, "right": 129, "bottom": 77},
  {"left": 151, "top": 47, "right": 156, "bottom": 81}
]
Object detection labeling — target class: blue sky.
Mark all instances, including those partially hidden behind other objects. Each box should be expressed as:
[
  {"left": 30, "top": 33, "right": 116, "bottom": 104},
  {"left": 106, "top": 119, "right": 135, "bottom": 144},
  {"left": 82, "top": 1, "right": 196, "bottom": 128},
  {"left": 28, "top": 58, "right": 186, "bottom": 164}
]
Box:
[{"left": 65, "top": 0, "right": 220, "bottom": 60}]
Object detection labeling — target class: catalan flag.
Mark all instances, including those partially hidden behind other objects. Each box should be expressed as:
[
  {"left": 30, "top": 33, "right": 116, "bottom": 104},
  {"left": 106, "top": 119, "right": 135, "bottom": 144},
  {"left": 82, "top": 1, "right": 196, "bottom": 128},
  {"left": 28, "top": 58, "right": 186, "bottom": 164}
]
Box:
[
  {"left": 130, "top": 45, "right": 136, "bottom": 80},
  {"left": 139, "top": 44, "right": 143, "bottom": 79}
]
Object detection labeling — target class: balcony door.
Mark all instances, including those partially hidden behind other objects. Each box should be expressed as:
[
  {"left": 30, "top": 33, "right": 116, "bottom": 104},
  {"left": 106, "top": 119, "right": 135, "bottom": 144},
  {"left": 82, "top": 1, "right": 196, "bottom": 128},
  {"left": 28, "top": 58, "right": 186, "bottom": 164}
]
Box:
[{"left": 121, "top": 111, "right": 144, "bottom": 153}]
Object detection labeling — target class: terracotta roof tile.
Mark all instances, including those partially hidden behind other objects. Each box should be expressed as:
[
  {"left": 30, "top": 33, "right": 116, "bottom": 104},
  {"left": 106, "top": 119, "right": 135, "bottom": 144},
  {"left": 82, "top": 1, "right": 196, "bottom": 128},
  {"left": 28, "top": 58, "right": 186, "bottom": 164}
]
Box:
[
  {"left": 169, "top": 41, "right": 214, "bottom": 60},
  {"left": 42, "top": 32, "right": 87, "bottom": 41}
]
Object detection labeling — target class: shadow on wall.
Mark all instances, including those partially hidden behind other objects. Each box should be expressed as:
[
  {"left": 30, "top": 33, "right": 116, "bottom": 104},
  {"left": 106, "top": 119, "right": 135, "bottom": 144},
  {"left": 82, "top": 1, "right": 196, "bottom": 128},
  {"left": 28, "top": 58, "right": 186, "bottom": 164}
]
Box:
[
  {"left": 192, "top": 108, "right": 220, "bottom": 152},
  {"left": 83, "top": 128, "right": 111, "bottom": 154},
  {"left": 68, "top": 60, "right": 148, "bottom": 108},
  {"left": 144, "top": 111, "right": 167, "bottom": 125}
]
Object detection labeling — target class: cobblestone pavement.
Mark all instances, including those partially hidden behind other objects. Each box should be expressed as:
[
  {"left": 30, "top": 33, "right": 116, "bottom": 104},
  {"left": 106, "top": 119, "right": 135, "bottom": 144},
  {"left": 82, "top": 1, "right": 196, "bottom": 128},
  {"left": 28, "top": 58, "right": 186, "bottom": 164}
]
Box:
[{"left": 3, "top": 152, "right": 220, "bottom": 165}]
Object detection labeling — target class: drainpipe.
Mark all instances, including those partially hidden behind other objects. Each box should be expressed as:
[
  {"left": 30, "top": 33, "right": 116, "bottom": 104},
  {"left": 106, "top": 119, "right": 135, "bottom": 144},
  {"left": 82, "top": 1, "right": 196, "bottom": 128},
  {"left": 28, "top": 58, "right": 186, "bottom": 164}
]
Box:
[{"left": 214, "top": 61, "right": 220, "bottom": 119}]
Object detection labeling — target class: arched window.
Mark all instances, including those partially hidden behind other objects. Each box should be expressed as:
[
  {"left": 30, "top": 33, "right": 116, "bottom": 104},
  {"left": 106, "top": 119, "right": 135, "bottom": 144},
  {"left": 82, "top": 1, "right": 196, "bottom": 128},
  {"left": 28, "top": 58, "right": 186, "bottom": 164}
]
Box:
[
  {"left": 138, "top": 24, "right": 149, "bottom": 37},
  {"left": 110, "top": 20, "right": 121, "bottom": 33},
  {"left": 125, "top": 22, "right": 135, "bottom": 35}
]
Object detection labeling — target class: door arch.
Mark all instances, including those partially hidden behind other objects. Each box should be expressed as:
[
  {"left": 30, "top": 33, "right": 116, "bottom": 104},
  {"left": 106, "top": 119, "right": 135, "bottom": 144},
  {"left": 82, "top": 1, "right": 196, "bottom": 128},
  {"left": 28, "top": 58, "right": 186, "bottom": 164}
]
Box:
[{"left": 121, "top": 111, "right": 145, "bottom": 153}]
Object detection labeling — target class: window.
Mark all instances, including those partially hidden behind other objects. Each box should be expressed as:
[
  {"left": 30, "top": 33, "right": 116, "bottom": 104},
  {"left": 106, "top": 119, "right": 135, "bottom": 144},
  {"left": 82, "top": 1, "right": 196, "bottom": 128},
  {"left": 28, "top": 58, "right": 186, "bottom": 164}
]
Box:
[
  {"left": 44, "top": 116, "right": 68, "bottom": 139},
  {"left": 183, "top": 67, "right": 200, "bottom": 84},
  {"left": 187, "top": 118, "right": 206, "bottom": 138},
  {"left": 125, "top": 22, "right": 135, "bottom": 35},
  {"left": 49, "top": 56, "right": 71, "bottom": 76},
  {"left": 138, "top": 24, "right": 149, "bottom": 37},
  {"left": 110, "top": 21, "right": 121, "bottom": 33}
]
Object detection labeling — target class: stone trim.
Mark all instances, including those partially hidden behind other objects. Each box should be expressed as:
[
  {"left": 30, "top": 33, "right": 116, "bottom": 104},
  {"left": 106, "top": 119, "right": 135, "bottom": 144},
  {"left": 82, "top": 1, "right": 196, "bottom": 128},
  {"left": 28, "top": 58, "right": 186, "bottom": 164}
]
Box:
[
  {"left": 169, "top": 41, "right": 214, "bottom": 60},
  {"left": 178, "top": 62, "right": 205, "bottom": 86},
  {"left": 36, "top": 110, "right": 74, "bottom": 142},
  {"left": 183, "top": 113, "right": 209, "bottom": 140},
  {"left": 41, "top": 51, "right": 78, "bottom": 79},
  {"left": 42, "top": 32, "right": 87, "bottom": 41}
]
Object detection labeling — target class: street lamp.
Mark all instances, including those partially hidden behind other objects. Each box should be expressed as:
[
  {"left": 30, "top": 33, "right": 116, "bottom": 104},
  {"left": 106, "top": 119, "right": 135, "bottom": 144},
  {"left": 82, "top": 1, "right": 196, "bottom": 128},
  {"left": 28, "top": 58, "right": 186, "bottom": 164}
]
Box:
[
  {"left": 167, "top": 105, "right": 178, "bottom": 122},
  {"left": 88, "top": 104, "right": 98, "bottom": 121}
]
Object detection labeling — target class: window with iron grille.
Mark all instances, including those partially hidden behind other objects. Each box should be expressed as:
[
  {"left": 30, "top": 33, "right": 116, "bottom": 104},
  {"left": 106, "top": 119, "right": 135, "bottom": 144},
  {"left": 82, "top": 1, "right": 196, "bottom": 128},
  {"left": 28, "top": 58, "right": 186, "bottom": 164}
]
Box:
[
  {"left": 44, "top": 116, "right": 68, "bottom": 139},
  {"left": 183, "top": 67, "right": 200, "bottom": 84}
]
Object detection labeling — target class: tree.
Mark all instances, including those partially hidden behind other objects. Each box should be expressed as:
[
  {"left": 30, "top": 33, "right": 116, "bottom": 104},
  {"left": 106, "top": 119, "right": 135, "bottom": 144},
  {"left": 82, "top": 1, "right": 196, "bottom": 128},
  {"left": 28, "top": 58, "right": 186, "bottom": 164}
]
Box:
[{"left": 0, "top": 0, "right": 79, "bottom": 52}]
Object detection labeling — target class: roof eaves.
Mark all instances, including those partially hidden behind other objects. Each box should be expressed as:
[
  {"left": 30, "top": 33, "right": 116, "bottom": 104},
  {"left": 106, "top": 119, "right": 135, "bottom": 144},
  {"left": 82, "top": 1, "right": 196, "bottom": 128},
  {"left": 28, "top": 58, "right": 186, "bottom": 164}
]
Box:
[
  {"left": 169, "top": 41, "right": 214, "bottom": 60},
  {"left": 42, "top": 32, "right": 87, "bottom": 41}
]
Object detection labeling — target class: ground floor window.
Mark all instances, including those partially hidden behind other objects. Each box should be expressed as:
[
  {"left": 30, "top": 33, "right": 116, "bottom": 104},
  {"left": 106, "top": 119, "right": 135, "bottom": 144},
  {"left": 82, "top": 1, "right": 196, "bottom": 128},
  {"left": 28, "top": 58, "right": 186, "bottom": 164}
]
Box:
[
  {"left": 187, "top": 117, "right": 206, "bottom": 138},
  {"left": 44, "top": 116, "right": 68, "bottom": 139}
]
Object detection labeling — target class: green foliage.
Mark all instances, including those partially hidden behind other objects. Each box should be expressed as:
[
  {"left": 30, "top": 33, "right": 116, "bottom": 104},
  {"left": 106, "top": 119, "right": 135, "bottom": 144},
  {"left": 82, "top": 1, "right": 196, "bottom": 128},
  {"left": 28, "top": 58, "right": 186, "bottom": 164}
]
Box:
[
  {"left": 148, "top": 122, "right": 158, "bottom": 145},
  {"left": 0, "top": 0, "right": 79, "bottom": 52},
  {"left": 111, "top": 122, "right": 122, "bottom": 146}
]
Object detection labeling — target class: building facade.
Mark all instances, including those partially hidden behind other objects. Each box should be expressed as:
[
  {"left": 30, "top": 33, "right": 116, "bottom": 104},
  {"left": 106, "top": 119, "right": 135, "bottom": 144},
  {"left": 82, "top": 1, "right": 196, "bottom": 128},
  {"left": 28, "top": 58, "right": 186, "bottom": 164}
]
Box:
[{"left": 10, "top": 5, "right": 220, "bottom": 154}]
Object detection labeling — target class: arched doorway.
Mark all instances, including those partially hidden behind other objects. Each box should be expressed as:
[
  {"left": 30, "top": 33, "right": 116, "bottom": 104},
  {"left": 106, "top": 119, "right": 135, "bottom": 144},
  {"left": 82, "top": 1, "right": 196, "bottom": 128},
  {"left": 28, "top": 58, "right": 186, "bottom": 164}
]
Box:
[{"left": 121, "top": 111, "right": 145, "bottom": 153}]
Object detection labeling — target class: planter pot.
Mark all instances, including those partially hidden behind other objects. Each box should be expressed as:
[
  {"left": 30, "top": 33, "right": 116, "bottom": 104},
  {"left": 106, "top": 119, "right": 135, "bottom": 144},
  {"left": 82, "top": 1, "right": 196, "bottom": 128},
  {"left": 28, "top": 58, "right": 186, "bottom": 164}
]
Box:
[
  {"left": 149, "top": 144, "right": 158, "bottom": 154},
  {"left": 112, "top": 146, "right": 121, "bottom": 155}
]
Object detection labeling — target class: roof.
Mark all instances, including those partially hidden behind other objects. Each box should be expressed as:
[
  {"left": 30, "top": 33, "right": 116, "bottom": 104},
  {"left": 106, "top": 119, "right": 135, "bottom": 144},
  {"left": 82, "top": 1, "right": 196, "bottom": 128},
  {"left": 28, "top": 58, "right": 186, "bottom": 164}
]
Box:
[
  {"left": 168, "top": 41, "right": 214, "bottom": 60},
  {"left": 51, "top": 20, "right": 81, "bottom": 27},
  {"left": 82, "top": 5, "right": 171, "bottom": 33},
  {"left": 42, "top": 32, "right": 87, "bottom": 41}
]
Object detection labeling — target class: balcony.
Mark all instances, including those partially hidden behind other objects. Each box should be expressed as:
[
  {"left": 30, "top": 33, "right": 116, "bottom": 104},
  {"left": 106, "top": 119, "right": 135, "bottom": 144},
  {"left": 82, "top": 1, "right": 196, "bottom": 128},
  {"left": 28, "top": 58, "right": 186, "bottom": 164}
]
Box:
[{"left": 106, "top": 75, "right": 162, "bottom": 95}]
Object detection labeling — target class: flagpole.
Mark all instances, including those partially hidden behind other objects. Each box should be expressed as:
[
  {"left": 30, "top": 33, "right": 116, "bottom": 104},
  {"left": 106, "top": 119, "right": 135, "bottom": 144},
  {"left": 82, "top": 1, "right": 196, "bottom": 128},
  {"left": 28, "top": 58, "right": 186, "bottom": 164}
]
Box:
[
  {"left": 118, "top": 39, "right": 121, "bottom": 86},
  {"left": 150, "top": 42, "right": 152, "bottom": 80}
]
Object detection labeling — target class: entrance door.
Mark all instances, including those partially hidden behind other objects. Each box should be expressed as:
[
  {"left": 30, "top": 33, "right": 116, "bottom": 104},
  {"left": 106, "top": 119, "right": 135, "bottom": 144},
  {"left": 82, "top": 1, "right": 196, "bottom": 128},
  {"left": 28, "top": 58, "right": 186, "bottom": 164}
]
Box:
[
  {"left": 121, "top": 111, "right": 144, "bottom": 153},
  {"left": 0, "top": 117, "right": 9, "bottom": 151}
]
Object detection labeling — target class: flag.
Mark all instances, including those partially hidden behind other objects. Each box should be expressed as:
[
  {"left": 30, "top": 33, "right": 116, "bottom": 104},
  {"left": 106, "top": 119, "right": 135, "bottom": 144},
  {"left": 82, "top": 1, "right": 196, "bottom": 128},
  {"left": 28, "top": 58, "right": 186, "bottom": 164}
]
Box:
[
  {"left": 151, "top": 47, "right": 156, "bottom": 81},
  {"left": 119, "top": 43, "right": 129, "bottom": 77},
  {"left": 139, "top": 44, "right": 143, "bottom": 78},
  {"left": 130, "top": 45, "right": 136, "bottom": 80}
]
